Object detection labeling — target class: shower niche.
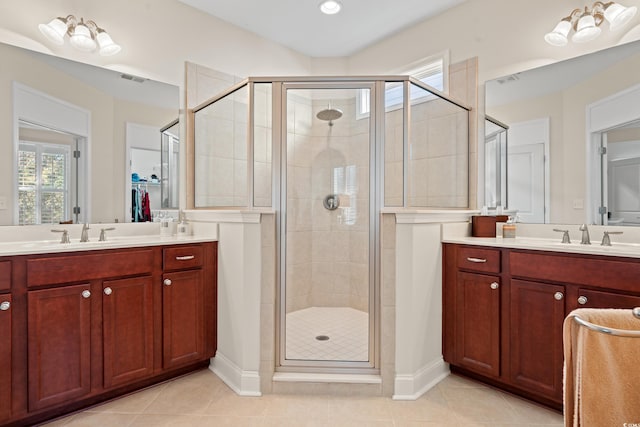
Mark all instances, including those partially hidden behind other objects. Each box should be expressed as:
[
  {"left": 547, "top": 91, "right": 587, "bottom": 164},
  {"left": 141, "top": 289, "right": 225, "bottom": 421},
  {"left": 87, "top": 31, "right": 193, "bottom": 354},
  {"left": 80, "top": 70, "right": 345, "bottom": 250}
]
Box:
[{"left": 192, "top": 77, "right": 470, "bottom": 372}]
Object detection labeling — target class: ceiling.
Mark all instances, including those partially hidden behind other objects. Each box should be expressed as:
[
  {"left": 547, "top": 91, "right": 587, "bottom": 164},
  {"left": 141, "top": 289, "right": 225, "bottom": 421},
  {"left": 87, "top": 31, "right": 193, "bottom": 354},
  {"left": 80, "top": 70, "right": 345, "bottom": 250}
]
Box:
[{"left": 178, "top": 0, "right": 467, "bottom": 57}]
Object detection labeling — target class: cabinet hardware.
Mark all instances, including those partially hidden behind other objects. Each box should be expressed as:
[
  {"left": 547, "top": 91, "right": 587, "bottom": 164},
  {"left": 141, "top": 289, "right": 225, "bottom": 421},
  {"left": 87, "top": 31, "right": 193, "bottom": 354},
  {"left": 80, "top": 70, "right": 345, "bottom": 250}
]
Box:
[
  {"left": 466, "top": 257, "right": 487, "bottom": 263},
  {"left": 175, "top": 255, "right": 195, "bottom": 261},
  {"left": 81, "top": 290, "right": 91, "bottom": 299},
  {"left": 578, "top": 296, "right": 588, "bottom": 305},
  {"left": 104, "top": 287, "right": 113, "bottom": 296},
  {"left": 490, "top": 282, "right": 499, "bottom": 290},
  {"left": 164, "top": 279, "right": 172, "bottom": 286},
  {"left": 0, "top": 301, "right": 9, "bottom": 311},
  {"left": 554, "top": 292, "right": 564, "bottom": 301}
]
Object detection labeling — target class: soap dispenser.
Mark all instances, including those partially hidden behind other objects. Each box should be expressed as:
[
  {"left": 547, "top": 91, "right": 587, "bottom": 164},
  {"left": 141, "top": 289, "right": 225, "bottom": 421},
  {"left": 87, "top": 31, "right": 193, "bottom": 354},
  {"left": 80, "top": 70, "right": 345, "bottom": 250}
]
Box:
[
  {"left": 176, "top": 210, "right": 191, "bottom": 237},
  {"left": 503, "top": 216, "right": 516, "bottom": 238}
]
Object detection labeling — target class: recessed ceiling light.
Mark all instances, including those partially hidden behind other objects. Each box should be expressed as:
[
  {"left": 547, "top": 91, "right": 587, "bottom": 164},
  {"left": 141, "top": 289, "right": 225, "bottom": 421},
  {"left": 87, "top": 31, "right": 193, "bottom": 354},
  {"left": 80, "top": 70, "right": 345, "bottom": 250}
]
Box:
[{"left": 319, "top": 0, "right": 342, "bottom": 15}]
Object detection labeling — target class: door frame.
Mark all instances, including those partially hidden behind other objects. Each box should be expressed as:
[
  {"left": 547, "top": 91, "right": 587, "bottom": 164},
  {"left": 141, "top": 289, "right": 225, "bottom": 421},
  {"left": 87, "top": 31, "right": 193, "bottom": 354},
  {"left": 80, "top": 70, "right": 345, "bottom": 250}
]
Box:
[
  {"left": 276, "top": 81, "right": 380, "bottom": 372},
  {"left": 587, "top": 82, "right": 640, "bottom": 224},
  {"left": 12, "top": 82, "right": 90, "bottom": 224}
]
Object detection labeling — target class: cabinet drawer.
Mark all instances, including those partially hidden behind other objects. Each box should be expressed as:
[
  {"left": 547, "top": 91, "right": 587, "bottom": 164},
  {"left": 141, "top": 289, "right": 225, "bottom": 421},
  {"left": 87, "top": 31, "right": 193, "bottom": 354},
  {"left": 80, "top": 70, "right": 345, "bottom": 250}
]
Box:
[
  {"left": 510, "top": 251, "right": 640, "bottom": 293},
  {"left": 27, "top": 249, "right": 154, "bottom": 287},
  {"left": 163, "top": 245, "right": 203, "bottom": 271},
  {"left": 457, "top": 247, "right": 501, "bottom": 273},
  {"left": 576, "top": 288, "right": 640, "bottom": 309},
  {"left": 0, "top": 261, "right": 10, "bottom": 292}
]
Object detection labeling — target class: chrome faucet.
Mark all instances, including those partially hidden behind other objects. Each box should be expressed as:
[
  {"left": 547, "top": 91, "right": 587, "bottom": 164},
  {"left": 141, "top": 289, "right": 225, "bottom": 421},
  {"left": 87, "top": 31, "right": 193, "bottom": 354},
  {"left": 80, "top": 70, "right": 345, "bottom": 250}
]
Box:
[
  {"left": 80, "top": 224, "right": 90, "bottom": 242},
  {"left": 51, "top": 229, "right": 70, "bottom": 244},
  {"left": 601, "top": 230, "right": 623, "bottom": 246},
  {"left": 579, "top": 224, "right": 590, "bottom": 245}
]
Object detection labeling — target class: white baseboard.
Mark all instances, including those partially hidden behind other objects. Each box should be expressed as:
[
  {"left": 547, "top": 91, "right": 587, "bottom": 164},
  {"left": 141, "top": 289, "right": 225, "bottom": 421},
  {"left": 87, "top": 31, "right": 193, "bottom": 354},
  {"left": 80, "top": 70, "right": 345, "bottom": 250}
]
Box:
[
  {"left": 209, "top": 352, "right": 262, "bottom": 396},
  {"left": 392, "top": 358, "right": 450, "bottom": 400}
]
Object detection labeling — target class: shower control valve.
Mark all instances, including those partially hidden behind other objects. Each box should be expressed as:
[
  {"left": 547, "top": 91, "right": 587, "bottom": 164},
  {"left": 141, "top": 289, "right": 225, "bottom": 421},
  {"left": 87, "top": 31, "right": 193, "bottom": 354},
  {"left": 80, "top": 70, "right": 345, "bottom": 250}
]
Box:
[{"left": 323, "top": 194, "right": 340, "bottom": 211}]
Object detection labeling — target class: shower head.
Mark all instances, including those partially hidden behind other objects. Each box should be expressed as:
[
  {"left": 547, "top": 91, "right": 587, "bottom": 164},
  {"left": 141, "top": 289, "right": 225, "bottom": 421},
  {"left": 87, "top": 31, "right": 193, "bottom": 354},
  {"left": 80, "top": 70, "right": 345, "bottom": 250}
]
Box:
[{"left": 316, "top": 106, "right": 343, "bottom": 126}]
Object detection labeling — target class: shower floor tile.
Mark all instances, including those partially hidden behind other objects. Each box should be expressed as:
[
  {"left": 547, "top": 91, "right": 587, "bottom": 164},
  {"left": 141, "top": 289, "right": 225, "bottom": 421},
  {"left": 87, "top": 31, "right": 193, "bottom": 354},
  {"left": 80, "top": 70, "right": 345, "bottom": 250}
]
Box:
[{"left": 285, "top": 306, "right": 369, "bottom": 362}]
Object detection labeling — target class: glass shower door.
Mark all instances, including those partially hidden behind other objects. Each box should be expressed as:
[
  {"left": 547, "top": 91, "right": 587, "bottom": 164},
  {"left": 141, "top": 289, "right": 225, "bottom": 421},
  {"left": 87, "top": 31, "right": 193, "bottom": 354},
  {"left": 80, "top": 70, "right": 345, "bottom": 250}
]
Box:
[{"left": 280, "top": 84, "right": 376, "bottom": 369}]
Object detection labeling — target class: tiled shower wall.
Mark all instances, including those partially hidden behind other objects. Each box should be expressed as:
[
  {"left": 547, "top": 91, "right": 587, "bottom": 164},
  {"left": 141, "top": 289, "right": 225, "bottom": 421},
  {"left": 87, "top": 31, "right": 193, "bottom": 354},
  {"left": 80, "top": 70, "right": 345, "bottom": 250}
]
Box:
[
  {"left": 384, "top": 87, "right": 470, "bottom": 208},
  {"left": 286, "top": 94, "right": 370, "bottom": 314}
]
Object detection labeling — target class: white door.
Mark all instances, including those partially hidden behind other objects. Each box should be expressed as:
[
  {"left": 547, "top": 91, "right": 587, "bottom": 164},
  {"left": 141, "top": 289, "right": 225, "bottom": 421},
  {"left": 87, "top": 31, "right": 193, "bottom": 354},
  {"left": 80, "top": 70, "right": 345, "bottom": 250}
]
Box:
[
  {"left": 506, "top": 118, "right": 548, "bottom": 223},
  {"left": 508, "top": 143, "right": 545, "bottom": 223},
  {"left": 608, "top": 157, "right": 640, "bottom": 224}
]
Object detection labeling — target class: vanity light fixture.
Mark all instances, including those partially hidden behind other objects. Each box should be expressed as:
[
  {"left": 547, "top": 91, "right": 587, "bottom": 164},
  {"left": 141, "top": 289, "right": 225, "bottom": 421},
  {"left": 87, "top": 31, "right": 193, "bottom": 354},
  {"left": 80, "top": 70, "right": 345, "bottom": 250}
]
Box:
[
  {"left": 319, "top": 0, "right": 342, "bottom": 15},
  {"left": 38, "top": 15, "right": 121, "bottom": 56},
  {"left": 545, "top": 1, "right": 638, "bottom": 46}
]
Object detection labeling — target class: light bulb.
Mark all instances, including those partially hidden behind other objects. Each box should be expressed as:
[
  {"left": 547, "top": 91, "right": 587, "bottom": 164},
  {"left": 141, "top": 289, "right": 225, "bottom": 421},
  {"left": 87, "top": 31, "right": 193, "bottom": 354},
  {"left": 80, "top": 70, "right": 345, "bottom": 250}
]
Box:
[
  {"left": 320, "top": 0, "right": 342, "bottom": 15},
  {"left": 38, "top": 17, "right": 68, "bottom": 45},
  {"left": 544, "top": 20, "right": 571, "bottom": 46},
  {"left": 70, "top": 22, "right": 97, "bottom": 51}
]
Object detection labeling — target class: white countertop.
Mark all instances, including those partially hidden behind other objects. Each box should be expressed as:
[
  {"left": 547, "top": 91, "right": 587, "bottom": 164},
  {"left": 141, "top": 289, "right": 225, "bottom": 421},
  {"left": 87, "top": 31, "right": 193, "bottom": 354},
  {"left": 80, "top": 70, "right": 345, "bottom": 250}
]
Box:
[
  {"left": 0, "top": 235, "right": 217, "bottom": 257},
  {"left": 0, "top": 222, "right": 218, "bottom": 256},
  {"left": 442, "top": 222, "right": 640, "bottom": 259},
  {"left": 442, "top": 235, "right": 640, "bottom": 258}
]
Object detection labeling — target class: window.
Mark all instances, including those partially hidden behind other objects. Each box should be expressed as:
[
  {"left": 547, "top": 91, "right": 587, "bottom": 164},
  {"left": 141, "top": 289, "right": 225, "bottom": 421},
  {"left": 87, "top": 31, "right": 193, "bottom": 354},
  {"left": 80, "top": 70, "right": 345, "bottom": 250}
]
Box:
[
  {"left": 18, "top": 142, "right": 70, "bottom": 225},
  {"left": 357, "top": 56, "right": 446, "bottom": 118}
]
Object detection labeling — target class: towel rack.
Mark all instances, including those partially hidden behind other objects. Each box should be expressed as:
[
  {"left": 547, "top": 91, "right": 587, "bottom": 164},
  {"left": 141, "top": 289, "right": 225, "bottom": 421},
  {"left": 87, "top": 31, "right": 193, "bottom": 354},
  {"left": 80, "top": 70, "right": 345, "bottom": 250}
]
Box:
[{"left": 569, "top": 307, "right": 640, "bottom": 337}]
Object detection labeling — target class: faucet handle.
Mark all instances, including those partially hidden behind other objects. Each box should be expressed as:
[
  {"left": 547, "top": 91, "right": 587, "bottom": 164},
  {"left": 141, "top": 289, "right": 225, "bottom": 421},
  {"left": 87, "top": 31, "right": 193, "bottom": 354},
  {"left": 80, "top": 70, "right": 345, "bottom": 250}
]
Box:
[
  {"left": 99, "top": 227, "right": 116, "bottom": 242},
  {"left": 51, "top": 229, "right": 70, "bottom": 244},
  {"left": 579, "top": 223, "right": 591, "bottom": 245},
  {"left": 553, "top": 229, "right": 571, "bottom": 244},
  {"left": 601, "top": 230, "right": 623, "bottom": 246}
]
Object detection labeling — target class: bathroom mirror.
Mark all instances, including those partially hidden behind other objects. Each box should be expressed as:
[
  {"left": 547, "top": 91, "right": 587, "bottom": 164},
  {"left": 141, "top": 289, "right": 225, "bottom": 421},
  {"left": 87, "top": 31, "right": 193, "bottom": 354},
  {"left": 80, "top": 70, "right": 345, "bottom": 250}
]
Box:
[
  {"left": 0, "top": 41, "right": 179, "bottom": 225},
  {"left": 486, "top": 38, "right": 640, "bottom": 224}
]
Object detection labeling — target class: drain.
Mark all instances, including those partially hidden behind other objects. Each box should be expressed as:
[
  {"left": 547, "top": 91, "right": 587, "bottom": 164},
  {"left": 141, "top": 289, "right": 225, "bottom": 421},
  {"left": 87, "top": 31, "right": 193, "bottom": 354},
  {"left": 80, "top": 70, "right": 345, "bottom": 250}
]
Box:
[{"left": 315, "top": 335, "right": 330, "bottom": 341}]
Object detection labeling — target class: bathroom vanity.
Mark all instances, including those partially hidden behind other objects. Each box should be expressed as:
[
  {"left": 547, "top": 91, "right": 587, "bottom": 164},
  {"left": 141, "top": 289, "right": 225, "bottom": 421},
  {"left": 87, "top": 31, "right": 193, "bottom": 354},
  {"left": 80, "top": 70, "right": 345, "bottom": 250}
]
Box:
[
  {"left": 443, "top": 238, "right": 640, "bottom": 410},
  {"left": 0, "top": 236, "right": 217, "bottom": 426}
]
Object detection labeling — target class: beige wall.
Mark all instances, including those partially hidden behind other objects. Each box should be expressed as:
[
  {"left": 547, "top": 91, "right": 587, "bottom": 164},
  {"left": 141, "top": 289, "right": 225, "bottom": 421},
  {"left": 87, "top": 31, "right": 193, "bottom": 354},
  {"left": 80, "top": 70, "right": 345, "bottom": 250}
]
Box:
[{"left": 0, "top": 43, "right": 176, "bottom": 225}]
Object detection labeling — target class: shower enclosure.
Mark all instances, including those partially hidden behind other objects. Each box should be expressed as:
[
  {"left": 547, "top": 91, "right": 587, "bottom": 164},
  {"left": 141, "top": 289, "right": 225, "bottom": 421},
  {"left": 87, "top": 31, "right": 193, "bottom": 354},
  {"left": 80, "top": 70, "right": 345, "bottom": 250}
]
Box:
[{"left": 192, "top": 76, "right": 470, "bottom": 373}]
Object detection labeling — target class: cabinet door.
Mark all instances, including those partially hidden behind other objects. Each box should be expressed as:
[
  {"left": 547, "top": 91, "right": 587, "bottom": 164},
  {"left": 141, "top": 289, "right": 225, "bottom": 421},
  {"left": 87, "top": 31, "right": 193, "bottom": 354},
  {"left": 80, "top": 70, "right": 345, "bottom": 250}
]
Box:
[
  {"left": 28, "top": 284, "right": 92, "bottom": 411},
  {"left": 0, "top": 295, "right": 11, "bottom": 422},
  {"left": 455, "top": 272, "right": 501, "bottom": 377},
  {"left": 575, "top": 288, "right": 640, "bottom": 310},
  {"left": 509, "top": 279, "right": 565, "bottom": 401},
  {"left": 162, "top": 270, "right": 205, "bottom": 369},
  {"left": 103, "top": 276, "right": 154, "bottom": 389}
]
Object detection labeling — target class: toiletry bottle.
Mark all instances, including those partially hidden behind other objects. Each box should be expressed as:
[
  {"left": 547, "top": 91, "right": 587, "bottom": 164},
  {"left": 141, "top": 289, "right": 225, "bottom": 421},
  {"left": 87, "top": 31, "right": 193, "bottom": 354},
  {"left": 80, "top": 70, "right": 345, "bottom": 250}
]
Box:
[
  {"left": 176, "top": 210, "right": 190, "bottom": 237},
  {"left": 503, "top": 216, "right": 516, "bottom": 238}
]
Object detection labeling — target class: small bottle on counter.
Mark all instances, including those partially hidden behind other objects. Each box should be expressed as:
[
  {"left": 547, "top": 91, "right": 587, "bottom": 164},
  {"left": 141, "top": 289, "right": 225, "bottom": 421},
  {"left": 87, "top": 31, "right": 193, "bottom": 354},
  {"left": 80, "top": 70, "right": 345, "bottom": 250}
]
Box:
[
  {"left": 176, "top": 210, "right": 191, "bottom": 238},
  {"left": 503, "top": 216, "right": 516, "bottom": 238}
]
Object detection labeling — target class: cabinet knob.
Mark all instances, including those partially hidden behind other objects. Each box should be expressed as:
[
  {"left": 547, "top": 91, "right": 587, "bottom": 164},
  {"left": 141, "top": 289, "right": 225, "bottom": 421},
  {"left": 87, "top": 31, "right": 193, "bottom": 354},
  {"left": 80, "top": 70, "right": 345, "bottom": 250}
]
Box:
[
  {"left": 164, "top": 279, "right": 172, "bottom": 286},
  {"left": 104, "top": 287, "right": 113, "bottom": 296},
  {"left": 82, "top": 290, "right": 91, "bottom": 299},
  {"left": 578, "top": 296, "right": 588, "bottom": 305},
  {"left": 554, "top": 292, "right": 564, "bottom": 301},
  {"left": 490, "top": 282, "right": 499, "bottom": 290},
  {"left": 0, "top": 301, "right": 9, "bottom": 311}
]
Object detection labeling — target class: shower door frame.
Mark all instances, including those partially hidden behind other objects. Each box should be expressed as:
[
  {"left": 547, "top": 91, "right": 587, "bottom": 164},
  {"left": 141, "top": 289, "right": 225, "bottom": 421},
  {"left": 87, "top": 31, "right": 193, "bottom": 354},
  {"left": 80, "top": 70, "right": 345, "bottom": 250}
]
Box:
[{"left": 276, "top": 80, "right": 382, "bottom": 372}]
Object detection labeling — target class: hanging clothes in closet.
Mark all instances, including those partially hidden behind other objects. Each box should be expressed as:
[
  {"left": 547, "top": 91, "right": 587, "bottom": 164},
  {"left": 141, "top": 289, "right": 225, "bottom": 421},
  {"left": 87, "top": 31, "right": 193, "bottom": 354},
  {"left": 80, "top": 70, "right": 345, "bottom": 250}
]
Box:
[{"left": 132, "top": 184, "right": 152, "bottom": 222}]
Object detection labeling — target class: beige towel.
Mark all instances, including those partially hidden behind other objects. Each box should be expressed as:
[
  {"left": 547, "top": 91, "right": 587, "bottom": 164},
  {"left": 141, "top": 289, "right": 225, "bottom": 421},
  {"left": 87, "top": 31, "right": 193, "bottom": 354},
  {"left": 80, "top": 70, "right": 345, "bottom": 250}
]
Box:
[{"left": 564, "top": 308, "right": 640, "bottom": 427}]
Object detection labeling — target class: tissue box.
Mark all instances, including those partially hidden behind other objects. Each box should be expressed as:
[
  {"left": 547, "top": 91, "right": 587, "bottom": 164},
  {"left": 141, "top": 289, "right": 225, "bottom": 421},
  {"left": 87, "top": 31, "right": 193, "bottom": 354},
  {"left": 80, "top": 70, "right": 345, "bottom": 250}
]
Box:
[{"left": 471, "top": 215, "right": 509, "bottom": 237}]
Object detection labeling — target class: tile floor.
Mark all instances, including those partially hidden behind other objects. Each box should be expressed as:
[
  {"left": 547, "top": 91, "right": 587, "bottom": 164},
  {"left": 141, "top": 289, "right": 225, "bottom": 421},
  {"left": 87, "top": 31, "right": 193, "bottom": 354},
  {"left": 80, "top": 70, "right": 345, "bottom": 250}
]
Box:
[
  {"left": 286, "top": 307, "right": 369, "bottom": 361},
  {"left": 41, "top": 369, "right": 564, "bottom": 426}
]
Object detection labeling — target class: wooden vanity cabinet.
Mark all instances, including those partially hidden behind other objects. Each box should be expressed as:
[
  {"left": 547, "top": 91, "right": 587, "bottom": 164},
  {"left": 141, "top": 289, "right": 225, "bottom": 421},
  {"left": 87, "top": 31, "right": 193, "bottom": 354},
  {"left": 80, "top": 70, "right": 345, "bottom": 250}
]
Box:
[
  {"left": 102, "top": 276, "right": 154, "bottom": 389},
  {"left": 3, "top": 241, "right": 217, "bottom": 426},
  {"left": 0, "top": 293, "right": 12, "bottom": 423},
  {"left": 443, "top": 243, "right": 640, "bottom": 410},
  {"left": 27, "top": 284, "right": 92, "bottom": 411},
  {"left": 450, "top": 246, "right": 502, "bottom": 377},
  {"left": 508, "top": 279, "right": 565, "bottom": 401},
  {"left": 162, "top": 244, "right": 217, "bottom": 369}
]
